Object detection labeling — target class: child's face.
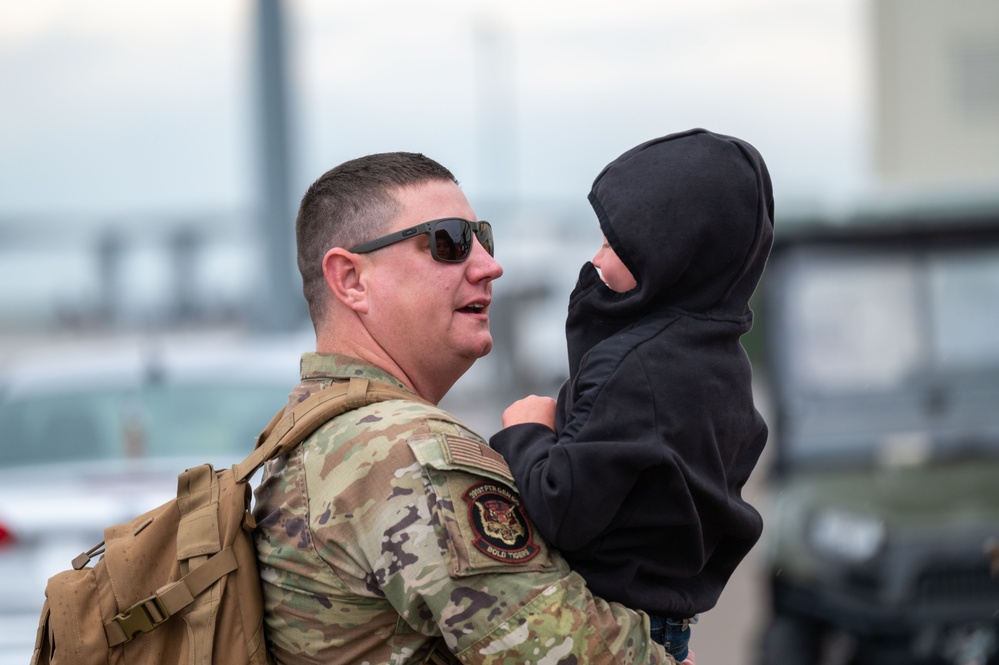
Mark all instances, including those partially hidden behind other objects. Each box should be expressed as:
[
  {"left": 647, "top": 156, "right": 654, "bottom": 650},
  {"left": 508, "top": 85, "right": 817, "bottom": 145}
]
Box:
[{"left": 593, "top": 235, "right": 637, "bottom": 292}]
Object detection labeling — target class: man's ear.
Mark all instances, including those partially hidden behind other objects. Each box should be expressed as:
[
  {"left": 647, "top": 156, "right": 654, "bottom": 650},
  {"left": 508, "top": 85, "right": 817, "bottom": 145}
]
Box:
[{"left": 322, "top": 248, "right": 369, "bottom": 313}]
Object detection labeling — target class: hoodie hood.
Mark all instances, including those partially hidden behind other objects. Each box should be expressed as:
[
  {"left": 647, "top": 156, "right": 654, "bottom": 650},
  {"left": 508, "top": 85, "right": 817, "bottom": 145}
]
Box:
[{"left": 580, "top": 128, "right": 774, "bottom": 319}]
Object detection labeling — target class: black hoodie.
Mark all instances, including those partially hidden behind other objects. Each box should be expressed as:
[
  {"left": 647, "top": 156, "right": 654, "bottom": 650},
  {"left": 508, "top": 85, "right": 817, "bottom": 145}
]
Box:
[{"left": 490, "top": 128, "right": 774, "bottom": 617}]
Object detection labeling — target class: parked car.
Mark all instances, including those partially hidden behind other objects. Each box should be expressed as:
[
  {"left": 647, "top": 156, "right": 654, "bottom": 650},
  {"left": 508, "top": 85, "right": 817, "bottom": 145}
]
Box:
[
  {"left": 0, "top": 333, "right": 304, "bottom": 665},
  {"left": 755, "top": 206, "right": 999, "bottom": 665}
]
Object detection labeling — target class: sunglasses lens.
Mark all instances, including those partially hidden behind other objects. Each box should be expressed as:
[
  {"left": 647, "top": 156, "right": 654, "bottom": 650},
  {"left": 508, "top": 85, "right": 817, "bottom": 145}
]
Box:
[
  {"left": 475, "top": 222, "right": 494, "bottom": 257},
  {"left": 432, "top": 219, "right": 473, "bottom": 262},
  {"left": 430, "top": 219, "right": 494, "bottom": 262}
]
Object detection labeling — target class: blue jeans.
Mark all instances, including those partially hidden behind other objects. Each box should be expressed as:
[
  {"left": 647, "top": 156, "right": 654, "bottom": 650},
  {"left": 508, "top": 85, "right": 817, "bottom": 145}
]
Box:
[{"left": 649, "top": 614, "right": 696, "bottom": 661}]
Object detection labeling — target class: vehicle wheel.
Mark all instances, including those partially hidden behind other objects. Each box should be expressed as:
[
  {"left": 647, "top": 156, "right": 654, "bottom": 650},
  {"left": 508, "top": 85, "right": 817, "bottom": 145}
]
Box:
[{"left": 757, "top": 612, "right": 822, "bottom": 665}]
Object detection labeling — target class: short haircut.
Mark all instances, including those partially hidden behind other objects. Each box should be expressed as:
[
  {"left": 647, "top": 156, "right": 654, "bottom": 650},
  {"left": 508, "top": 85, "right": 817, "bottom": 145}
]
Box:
[{"left": 296, "top": 152, "right": 458, "bottom": 325}]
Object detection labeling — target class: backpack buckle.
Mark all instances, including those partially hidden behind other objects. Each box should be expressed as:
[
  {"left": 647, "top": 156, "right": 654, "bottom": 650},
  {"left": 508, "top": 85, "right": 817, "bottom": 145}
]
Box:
[{"left": 112, "top": 595, "right": 171, "bottom": 642}]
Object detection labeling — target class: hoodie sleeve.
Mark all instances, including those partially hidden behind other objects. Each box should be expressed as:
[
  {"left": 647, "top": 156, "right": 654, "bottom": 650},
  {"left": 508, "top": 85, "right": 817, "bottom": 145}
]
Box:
[
  {"left": 488, "top": 422, "right": 567, "bottom": 547},
  {"left": 491, "top": 347, "right": 669, "bottom": 554}
]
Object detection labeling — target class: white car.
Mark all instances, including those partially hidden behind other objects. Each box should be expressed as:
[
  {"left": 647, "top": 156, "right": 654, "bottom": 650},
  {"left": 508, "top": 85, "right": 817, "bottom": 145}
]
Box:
[{"left": 0, "top": 333, "right": 305, "bottom": 664}]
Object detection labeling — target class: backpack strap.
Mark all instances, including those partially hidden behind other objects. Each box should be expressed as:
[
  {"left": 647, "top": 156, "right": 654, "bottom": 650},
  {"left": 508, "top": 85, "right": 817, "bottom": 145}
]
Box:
[
  {"left": 233, "top": 376, "right": 427, "bottom": 483},
  {"left": 104, "top": 547, "right": 239, "bottom": 646},
  {"left": 105, "top": 377, "right": 423, "bottom": 647}
]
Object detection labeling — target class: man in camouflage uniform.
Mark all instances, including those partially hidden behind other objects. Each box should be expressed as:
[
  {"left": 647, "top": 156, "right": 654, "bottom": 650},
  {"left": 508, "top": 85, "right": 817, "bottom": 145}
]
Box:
[{"left": 253, "top": 152, "right": 679, "bottom": 664}]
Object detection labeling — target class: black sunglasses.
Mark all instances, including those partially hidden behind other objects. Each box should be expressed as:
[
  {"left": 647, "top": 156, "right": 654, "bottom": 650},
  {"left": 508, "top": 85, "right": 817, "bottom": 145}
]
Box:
[{"left": 349, "top": 218, "right": 494, "bottom": 263}]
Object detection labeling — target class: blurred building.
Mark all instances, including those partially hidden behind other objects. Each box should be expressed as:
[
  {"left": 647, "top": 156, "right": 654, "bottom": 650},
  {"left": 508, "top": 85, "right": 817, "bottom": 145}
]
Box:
[
  {"left": 872, "top": 0, "right": 999, "bottom": 194},
  {"left": 4, "top": 0, "right": 999, "bottom": 357}
]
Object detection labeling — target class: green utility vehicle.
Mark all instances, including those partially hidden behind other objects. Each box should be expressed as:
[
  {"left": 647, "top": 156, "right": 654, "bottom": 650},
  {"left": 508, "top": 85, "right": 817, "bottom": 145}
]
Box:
[{"left": 756, "top": 205, "right": 999, "bottom": 665}]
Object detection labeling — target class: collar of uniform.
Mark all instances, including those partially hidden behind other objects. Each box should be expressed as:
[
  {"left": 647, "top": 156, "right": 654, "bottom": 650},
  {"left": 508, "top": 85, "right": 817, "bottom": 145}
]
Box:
[{"left": 299, "top": 352, "right": 411, "bottom": 392}]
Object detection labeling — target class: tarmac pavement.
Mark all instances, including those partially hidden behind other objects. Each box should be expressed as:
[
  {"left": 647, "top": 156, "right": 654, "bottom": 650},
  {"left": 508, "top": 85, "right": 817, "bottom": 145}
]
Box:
[{"left": 692, "top": 448, "right": 773, "bottom": 665}]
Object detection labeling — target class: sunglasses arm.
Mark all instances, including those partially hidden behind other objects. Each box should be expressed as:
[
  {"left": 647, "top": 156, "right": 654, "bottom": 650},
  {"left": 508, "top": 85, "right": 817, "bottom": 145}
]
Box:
[{"left": 349, "top": 222, "right": 434, "bottom": 254}]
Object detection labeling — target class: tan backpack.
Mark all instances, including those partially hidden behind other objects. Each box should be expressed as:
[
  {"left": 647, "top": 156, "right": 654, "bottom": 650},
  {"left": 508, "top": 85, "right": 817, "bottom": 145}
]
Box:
[{"left": 31, "top": 377, "right": 419, "bottom": 665}]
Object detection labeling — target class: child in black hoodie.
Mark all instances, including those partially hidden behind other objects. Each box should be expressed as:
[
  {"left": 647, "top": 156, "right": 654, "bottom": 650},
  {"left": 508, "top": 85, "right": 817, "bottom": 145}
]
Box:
[{"left": 490, "top": 128, "right": 774, "bottom": 662}]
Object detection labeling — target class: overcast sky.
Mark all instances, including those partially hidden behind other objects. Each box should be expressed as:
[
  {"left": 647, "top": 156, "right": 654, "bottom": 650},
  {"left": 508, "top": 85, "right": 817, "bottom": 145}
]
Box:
[{"left": 0, "top": 0, "right": 871, "bottom": 221}]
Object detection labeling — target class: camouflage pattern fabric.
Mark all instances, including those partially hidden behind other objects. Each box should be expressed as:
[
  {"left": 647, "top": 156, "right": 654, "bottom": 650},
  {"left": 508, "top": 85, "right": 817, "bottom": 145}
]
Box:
[{"left": 254, "top": 353, "right": 672, "bottom": 664}]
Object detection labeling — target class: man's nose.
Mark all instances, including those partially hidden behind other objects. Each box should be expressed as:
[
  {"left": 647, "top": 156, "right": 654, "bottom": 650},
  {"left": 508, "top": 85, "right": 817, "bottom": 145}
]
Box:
[{"left": 469, "top": 237, "right": 503, "bottom": 279}]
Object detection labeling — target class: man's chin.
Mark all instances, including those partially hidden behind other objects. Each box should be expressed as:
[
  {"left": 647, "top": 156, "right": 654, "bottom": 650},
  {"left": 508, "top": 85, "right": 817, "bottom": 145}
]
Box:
[{"left": 464, "top": 336, "right": 493, "bottom": 360}]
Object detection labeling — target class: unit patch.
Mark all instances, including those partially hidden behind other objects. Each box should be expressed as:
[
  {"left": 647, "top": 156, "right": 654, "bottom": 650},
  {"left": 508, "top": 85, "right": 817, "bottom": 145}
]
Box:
[{"left": 463, "top": 482, "right": 540, "bottom": 563}]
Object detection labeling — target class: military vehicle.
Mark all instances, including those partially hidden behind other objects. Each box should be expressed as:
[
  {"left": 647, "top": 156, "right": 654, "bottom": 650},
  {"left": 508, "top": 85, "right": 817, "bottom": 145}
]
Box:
[{"left": 756, "top": 203, "right": 999, "bottom": 665}]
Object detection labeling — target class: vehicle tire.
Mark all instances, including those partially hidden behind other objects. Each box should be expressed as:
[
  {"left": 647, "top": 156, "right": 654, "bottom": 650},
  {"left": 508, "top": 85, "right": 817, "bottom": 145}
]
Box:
[{"left": 757, "top": 612, "right": 822, "bottom": 665}]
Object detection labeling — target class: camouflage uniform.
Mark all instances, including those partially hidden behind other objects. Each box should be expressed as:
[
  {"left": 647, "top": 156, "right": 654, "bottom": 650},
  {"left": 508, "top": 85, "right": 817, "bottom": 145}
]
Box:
[{"left": 254, "top": 353, "right": 672, "bottom": 664}]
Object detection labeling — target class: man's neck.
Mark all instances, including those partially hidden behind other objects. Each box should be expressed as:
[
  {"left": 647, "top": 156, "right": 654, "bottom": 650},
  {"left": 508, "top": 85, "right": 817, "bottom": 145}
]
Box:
[{"left": 315, "top": 319, "right": 473, "bottom": 405}]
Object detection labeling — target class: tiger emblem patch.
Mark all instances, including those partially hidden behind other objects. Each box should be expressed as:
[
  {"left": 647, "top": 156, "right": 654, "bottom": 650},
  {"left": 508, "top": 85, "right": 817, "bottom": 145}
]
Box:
[{"left": 463, "top": 482, "right": 540, "bottom": 563}]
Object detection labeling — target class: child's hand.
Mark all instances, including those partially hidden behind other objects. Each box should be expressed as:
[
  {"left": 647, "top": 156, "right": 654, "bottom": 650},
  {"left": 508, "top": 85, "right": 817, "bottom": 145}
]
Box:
[{"left": 502, "top": 395, "right": 556, "bottom": 430}]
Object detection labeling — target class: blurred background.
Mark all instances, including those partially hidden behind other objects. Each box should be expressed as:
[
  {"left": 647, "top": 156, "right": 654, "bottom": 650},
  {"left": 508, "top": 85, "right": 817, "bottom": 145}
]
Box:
[
  {"left": 1, "top": 1, "right": 998, "bottom": 664},
  {"left": 1, "top": 0, "right": 877, "bottom": 351}
]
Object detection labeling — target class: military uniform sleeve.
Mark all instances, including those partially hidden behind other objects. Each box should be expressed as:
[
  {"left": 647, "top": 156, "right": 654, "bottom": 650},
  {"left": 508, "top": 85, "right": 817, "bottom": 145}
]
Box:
[{"left": 398, "top": 424, "right": 673, "bottom": 664}]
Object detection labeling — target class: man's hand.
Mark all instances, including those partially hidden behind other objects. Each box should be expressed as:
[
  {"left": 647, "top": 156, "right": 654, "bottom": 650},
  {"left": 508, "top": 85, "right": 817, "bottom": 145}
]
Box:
[{"left": 501, "top": 395, "right": 556, "bottom": 430}]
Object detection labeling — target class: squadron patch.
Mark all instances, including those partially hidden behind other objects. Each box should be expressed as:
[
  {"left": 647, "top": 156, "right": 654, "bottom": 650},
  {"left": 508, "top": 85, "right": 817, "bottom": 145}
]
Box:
[{"left": 463, "top": 482, "right": 540, "bottom": 563}]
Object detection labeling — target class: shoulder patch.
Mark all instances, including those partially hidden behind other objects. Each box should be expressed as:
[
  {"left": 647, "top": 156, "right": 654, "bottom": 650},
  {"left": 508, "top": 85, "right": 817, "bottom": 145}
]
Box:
[
  {"left": 463, "top": 482, "right": 540, "bottom": 563},
  {"left": 443, "top": 435, "right": 514, "bottom": 482}
]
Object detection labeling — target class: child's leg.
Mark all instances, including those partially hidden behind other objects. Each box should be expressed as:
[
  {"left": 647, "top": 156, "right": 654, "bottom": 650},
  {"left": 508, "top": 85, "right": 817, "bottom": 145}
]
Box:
[{"left": 648, "top": 615, "right": 696, "bottom": 661}]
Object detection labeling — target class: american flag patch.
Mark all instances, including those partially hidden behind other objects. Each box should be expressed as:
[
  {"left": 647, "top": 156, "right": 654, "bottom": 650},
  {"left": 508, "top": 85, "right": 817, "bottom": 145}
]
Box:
[{"left": 444, "top": 436, "right": 513, "bottom": 482}]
